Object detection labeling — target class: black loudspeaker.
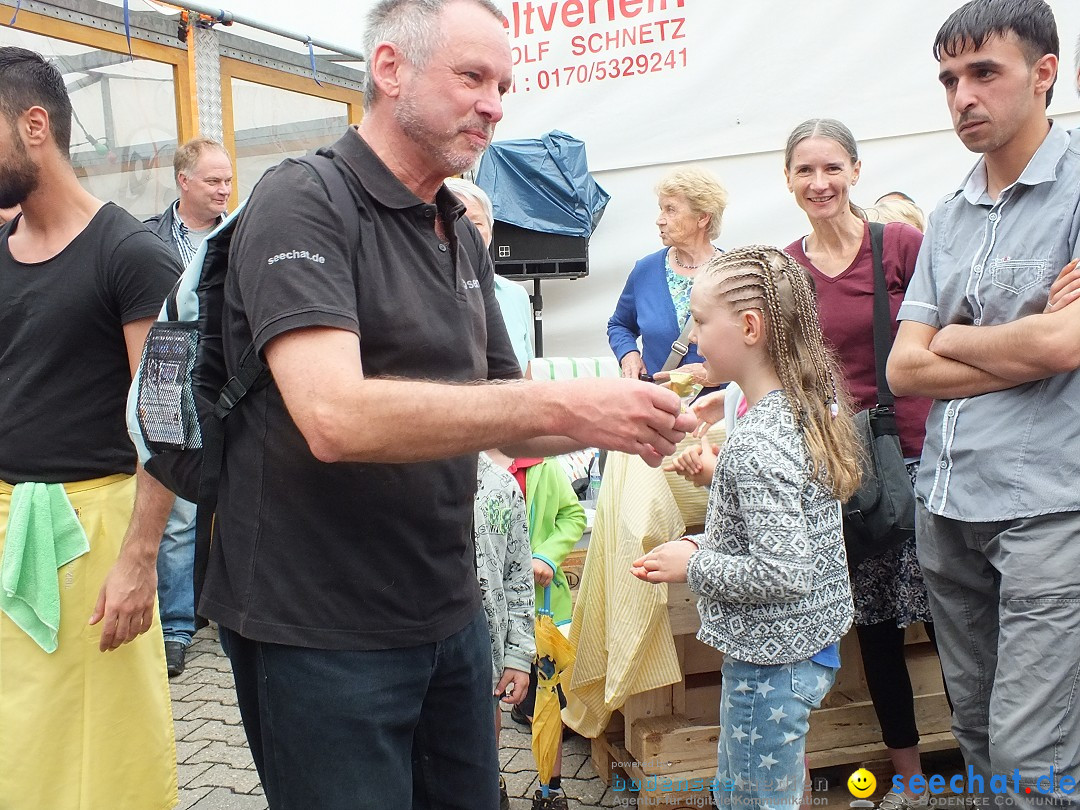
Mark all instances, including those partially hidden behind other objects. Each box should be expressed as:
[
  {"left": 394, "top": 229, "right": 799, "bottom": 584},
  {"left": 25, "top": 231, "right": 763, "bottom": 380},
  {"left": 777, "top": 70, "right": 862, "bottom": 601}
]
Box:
[{"left": 491, "top": 220, "right": 588, "bottom": 280}]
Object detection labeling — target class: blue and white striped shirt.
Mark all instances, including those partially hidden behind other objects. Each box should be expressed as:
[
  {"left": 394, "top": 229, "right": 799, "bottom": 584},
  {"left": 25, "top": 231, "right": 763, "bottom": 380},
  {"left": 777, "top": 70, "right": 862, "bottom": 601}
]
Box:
[{"left": 168, "top": 201, "right": 219, "bottom": 267}]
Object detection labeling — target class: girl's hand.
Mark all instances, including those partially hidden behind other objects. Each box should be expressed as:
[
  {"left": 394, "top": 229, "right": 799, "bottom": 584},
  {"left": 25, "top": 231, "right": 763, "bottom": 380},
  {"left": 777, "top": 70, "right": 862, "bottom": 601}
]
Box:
[
  {"left": 662, "top": 434, "right": 719, "bottom": 488},
  {"left": 663, "top": 444, "right": 704, "bottom": 476},
  {"left": 690, "top": 390, "right": 725, "bottom": 436},
  {"left": 630, "top": 539, "right": 695, "bottom": 584},
  {"left": 532, "top": 558, "right": 554, "bottom": 586}
]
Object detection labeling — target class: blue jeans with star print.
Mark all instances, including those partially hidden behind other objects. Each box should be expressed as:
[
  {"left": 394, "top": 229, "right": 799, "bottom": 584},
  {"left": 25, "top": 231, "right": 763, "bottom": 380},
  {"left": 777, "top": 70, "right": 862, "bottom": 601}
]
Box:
[{"left": 713, "top": 655, "right": 837, "bottom": 809}]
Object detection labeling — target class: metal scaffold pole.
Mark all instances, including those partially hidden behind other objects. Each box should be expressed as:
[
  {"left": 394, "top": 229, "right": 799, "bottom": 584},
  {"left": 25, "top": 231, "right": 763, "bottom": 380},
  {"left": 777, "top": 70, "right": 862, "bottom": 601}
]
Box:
[
  {"left": 190, "top": 21, "right": 223, "bottom": 142},
  {"left": 155, "top": 1, "right": 366, "bottom": 62}
]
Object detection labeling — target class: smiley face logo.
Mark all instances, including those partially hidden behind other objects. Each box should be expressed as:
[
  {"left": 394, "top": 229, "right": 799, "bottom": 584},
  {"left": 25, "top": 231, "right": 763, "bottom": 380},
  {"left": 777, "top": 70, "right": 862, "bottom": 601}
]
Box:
[{"left": 847, "top": 768, "right": 877, "bottom": 798}]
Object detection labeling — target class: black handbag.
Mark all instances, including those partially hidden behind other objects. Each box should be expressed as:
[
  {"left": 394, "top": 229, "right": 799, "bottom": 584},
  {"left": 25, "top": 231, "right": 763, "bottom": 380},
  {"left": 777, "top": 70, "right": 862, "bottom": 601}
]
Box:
[{"left": 842, "top": 222, "right": 916, "bottom": 568}]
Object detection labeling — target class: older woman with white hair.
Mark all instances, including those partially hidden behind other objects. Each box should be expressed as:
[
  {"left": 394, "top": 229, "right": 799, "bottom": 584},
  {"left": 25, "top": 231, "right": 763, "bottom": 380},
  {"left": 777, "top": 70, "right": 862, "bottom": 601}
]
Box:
[
  {"left": 444, "top": 177, "right": 534, "bottom": 373},
  {"left": 607, "top": 167, "right": 727, "bottom": 385}
]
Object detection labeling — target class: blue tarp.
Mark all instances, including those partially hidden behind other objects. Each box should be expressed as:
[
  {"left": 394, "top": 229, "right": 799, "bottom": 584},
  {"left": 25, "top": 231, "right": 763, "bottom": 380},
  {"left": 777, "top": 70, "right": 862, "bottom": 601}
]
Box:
[{"left": 475, "top": 130, "right": 609, "bottom": 238}]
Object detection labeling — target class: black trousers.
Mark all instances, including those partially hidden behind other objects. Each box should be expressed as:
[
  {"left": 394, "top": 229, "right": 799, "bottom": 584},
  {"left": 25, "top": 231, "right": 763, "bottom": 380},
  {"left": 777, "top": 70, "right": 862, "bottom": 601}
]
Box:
[
  {"left": 856, "top": 620, "right": 946, "bottom": 750},
  {"left": 218, "top": 612, "right": 499, "bottom": 810}
]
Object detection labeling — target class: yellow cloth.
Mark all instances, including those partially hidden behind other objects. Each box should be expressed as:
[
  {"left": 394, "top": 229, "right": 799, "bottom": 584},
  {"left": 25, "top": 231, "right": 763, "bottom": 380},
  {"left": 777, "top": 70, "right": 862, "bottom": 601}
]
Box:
[
  {"left": 0, "top": 474, "right": 178, "bottom": 810},
  {"left": 563, "top": 425, "right": 724, "bottom": 738}
]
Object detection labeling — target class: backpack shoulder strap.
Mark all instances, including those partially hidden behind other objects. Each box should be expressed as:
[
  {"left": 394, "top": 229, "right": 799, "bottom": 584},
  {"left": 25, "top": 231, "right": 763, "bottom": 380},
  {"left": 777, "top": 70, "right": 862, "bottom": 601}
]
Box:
[
  {"left": 867, "top": 221, "right": 894, "bottom": 409},
  {"left": 214, "top": 152, "right": 358, "bottom": 419},
  {"left": 295, "top": 151, "right": 361, "bottom": 252},
  {"left": 195, "top": 151, "right": 362, "bottom": 615}
]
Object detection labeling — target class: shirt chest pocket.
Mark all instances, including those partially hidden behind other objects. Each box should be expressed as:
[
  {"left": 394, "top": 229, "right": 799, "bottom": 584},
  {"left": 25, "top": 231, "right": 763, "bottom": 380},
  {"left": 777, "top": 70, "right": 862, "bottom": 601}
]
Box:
[{"left": 990, "top": 258, "right": 1050, "bottom": 295}]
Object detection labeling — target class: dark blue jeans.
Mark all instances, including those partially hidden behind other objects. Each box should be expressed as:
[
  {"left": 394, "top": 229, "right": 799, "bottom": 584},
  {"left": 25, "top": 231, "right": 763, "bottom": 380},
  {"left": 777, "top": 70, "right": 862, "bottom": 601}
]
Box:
[
  {"left": 219, "top": 611, "right": 499, "bottom": 810},
  {"left": 157, "top": 497, "right": 196, "bottom": 646}
]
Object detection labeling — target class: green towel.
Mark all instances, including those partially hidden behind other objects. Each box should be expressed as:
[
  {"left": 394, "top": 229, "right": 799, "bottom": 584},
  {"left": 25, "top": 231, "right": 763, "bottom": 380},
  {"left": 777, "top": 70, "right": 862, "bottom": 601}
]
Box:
[{"left": 0, "top": 482, "right": 90, "bottom": 653}]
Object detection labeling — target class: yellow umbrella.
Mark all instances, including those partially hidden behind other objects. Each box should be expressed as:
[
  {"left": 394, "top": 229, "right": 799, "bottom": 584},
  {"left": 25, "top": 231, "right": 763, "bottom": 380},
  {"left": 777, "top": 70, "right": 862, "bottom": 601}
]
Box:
[{"left": 532, "top": 586, "right": 576, "bottom": 798}]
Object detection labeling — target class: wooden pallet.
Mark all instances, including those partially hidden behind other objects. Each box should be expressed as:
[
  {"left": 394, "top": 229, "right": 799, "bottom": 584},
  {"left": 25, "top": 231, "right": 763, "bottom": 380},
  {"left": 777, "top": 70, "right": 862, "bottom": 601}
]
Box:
[{"left": 592, "top": 726, "right": 960, "bottom": 807}]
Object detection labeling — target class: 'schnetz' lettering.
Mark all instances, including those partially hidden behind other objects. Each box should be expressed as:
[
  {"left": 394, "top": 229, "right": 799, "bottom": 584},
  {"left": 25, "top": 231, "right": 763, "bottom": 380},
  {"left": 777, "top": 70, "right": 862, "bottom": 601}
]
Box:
[
  {"left": 267, "top": 250, "right": 327, "bottom": 265},
  {"left": 570, "top": 17, "right": 684, "bottom": 54}
]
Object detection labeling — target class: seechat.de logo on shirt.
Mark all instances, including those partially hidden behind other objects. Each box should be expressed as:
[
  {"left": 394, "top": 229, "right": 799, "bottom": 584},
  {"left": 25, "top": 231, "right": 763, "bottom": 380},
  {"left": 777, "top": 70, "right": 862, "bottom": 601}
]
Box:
[{"left": 267, "top": 249, "right": 326, "bottom": 266}]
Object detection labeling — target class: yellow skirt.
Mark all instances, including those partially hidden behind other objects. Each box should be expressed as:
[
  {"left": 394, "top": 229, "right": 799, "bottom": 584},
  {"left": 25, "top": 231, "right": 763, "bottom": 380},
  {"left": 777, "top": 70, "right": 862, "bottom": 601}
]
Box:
[{"left": 0, "top": 475, "right": 178, "bottom": 810}]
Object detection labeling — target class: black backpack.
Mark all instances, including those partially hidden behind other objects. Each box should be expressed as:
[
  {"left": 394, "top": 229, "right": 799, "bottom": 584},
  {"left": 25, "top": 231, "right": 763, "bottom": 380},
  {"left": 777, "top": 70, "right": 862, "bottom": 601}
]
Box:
[{"left": 127, "top": 150, "right": 358, "bottom": 607}]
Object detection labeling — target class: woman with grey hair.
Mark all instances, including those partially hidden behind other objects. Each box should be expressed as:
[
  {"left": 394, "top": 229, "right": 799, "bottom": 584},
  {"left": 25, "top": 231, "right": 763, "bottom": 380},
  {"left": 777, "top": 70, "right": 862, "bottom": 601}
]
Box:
[
  {"left": 607, "top": 167, "right": 727, "bottom": 385},
  {"left": 444, "top": 177, "right": 534, "bottom": 372},
  {"left": 784, "top": 118, "right": 935, "bottom": 810}
]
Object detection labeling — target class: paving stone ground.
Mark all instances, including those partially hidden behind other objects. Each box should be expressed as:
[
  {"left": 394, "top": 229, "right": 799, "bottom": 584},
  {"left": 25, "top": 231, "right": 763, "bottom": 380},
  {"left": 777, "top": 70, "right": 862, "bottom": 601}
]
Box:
[{"left": 172, "top": 625, "right": 624, "bottom": 809}]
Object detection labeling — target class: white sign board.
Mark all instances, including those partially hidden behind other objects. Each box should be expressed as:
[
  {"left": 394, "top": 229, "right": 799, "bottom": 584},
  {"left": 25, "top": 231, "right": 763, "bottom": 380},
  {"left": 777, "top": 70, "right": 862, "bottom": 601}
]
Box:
[
  {"left": 496, "top": 0, "right": 1080, "bottom": 170},
  {"left": 490, "top": 0, "right": 1080, "bottom": 357}
]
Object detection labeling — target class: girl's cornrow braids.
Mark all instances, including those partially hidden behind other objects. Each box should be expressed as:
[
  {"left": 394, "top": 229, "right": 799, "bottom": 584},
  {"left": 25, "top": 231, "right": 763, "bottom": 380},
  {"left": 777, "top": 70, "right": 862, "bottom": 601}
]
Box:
[
  {"left": 710, "top": 247, "right": 861, "bottom": 500},
  {"left": 785, "top": 262, "right": 837, "bottom": 409},
  {"left": 758, "top": 249, "right": 807, "bottom": 420},
  {"left": 782, "top": 253, "right": 862, "bottom": 500},
  {"left": 794, "top": 259, "right": 837, "bottom": 404},
  {"left": 782, "top": 255, "right": 840, "bottom": 430},
  {"left": 711, "top": 250, "right": 795, "bottom": 411}
]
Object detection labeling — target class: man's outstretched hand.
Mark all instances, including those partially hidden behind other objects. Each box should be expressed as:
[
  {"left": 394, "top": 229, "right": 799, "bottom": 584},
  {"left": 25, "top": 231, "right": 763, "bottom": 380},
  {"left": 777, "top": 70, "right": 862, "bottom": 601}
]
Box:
[{"left": 561, "top": 378, "right": 697, "bottom": 467}]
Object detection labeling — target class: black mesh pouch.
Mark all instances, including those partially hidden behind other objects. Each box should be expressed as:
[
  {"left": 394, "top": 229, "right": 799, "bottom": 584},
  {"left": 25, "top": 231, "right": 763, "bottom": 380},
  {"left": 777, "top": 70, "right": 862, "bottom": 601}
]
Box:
[{"left": 137, "top": 322, "right": 202, "bottom": 452}]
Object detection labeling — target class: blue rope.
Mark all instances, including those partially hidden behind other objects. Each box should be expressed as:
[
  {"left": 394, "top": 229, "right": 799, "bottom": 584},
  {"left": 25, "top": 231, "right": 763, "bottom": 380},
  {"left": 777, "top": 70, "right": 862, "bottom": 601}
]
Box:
[
  {"left": 307, "top": 39, "right": 323, "bottom": 87},
  {"left": 8, "top": 0, "right": 22, "bottom": 26},
  {"left": 122, "top": 0, "right": 134, "bottom": 59}
]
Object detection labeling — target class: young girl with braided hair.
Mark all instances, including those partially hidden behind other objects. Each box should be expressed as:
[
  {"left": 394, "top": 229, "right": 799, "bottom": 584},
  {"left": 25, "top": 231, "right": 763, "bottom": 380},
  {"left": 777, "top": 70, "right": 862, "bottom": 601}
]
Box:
[{"left": 632, "top": 246, "right": 860, "bottom": 809}]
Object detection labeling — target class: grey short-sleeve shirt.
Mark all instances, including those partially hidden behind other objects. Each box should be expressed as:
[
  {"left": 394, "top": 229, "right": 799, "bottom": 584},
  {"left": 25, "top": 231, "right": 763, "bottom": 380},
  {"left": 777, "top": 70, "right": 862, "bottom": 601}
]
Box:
[{"left": 898, "top": 122, "right": 1080, "bottom": 520}]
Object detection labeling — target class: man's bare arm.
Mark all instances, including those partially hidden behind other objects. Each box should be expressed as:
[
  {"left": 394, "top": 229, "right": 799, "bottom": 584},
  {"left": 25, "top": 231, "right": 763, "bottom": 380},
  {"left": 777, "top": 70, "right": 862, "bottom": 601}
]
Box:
[
  {"left": 90, "top": 467, "right": 174, "bottom": 651},
  {"left": 264, "top": 327, "right": 696, "bottom": 467},
  {"left": 89, "top": 317, "right": 176, "bottom": 651},
  {"left": 886, "top": 321, "right": 1018, "bottom": 399},
  {"left": 927, "top": 264, "right": 1080, "bottom": 381},
  {"left": 928, "top": 312, "right": 1080, "bottom": 381}
]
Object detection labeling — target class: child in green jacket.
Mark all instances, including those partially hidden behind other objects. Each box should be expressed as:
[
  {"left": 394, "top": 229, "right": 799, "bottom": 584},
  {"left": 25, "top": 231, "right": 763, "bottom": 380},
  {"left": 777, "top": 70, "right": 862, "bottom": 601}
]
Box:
[{"left": 507, "top": 456, "right": 586, "bottom": 810}]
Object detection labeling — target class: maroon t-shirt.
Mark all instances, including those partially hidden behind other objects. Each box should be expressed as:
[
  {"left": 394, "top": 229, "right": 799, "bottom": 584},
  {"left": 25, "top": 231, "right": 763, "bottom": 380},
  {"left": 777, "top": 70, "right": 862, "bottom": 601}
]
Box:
[{"left": 786, "top": 221, "right": 932, "bottom": 459}]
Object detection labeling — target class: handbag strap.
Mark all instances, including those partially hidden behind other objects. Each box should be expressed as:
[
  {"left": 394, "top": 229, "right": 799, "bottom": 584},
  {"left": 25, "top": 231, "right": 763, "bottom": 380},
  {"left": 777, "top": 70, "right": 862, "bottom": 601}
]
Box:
[
  {"left": 868, "top": 221, "right": 895, "bottom": 409},
  {"left": 660, "top": 314, "right": 696, "bottom": 373}
]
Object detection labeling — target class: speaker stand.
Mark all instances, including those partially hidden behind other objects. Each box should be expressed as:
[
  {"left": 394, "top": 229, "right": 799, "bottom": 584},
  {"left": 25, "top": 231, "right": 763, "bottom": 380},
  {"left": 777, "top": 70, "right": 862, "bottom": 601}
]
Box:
[{"left": 531, "top": 279, "right": 544, "bottom": 357}]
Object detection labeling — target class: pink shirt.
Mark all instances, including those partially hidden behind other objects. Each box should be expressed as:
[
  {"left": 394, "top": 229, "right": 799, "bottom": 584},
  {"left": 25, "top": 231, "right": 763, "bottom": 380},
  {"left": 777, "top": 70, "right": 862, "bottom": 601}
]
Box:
[{"left": 786, "top": 221, "right": 932, "bottom": 459}]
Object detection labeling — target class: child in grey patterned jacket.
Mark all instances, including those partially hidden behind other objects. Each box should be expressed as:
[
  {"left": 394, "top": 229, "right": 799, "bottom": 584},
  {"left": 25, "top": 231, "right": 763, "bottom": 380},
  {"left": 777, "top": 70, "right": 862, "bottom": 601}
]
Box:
[
  {"left": 632, "top": 246, "right": 861, "bottom": 810},
  {"left": 475, "top": 451, "right": 536, "bottom": 809}
]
